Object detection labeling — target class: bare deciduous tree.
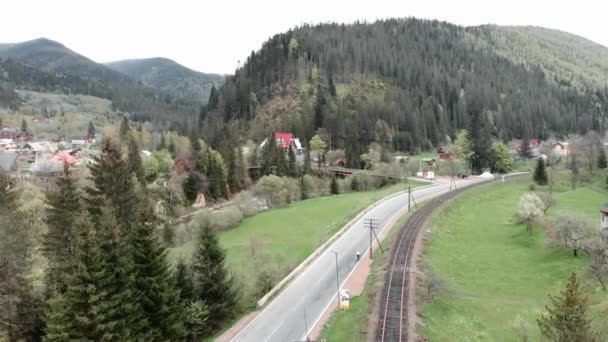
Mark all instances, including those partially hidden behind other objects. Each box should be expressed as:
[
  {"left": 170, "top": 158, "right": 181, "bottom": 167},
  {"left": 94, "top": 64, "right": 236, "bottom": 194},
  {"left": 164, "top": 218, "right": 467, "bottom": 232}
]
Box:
[{"left": 552, "top": 213, "right": 596, "bottom": 257}]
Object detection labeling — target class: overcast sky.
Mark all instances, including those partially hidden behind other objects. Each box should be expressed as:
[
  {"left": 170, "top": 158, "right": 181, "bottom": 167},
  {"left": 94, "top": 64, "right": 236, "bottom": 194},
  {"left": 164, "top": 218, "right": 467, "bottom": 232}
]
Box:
[{"left": 2, "top": 0, "right": 607, "bottom": 74}]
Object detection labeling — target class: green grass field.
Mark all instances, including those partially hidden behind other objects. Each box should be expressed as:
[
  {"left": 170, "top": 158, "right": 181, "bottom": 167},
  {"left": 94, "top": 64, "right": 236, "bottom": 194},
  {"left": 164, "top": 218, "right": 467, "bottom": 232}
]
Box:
[
  {"left": 320, "top": 208, "right": 416, "bottom": 341},
  {"left": 169, "top": 181, "right": 424, "bottom": 308},
  {"left": 419, "top": 175, "right": 607, "bottom": 341}
]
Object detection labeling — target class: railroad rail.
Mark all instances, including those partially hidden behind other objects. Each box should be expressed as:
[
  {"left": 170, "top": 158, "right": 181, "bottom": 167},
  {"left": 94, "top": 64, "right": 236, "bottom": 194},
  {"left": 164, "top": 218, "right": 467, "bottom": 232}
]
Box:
[{"left": 374, "top": 183, "right": 481, "bottom": 342}]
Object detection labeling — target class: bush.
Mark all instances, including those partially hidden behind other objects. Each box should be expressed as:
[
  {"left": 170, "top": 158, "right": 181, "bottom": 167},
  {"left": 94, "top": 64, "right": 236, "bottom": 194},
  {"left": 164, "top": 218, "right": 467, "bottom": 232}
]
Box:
[
  {"left": 210, "top": 206, "right": 244, "bottom": 231},
  {"left": 233, "top": 190, "right": 257, "bottom": 217},
  {"left": 256, "top": 175, "right": 289, "bottom": 208},
  {"left": 282, "top": 176, "right": 301, "bottom": 203},
  {"left": 330, "top": 177, "right": 339, "bottom": 195}
]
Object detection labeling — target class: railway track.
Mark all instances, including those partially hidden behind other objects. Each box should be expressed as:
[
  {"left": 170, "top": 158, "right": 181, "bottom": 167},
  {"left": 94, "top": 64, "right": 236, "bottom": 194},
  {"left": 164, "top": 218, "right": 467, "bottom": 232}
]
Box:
[{"left": 374, "top": 185, "right": 477, "bottom": 342}]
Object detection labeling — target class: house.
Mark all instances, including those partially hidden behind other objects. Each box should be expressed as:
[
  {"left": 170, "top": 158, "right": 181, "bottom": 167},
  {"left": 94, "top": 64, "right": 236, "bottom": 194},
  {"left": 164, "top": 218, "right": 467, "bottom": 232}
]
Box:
[
  {"left": 0, "top": 139, "right": 17, "bottom": 152},
  {"left": 24, "top": 141, "right": 58, "bottom": 154},
  {"left": 0, "top": 152, "right": 18, "bottom": 172},
  {"left": 260, "top": 133, "right": 306, "bottom": 155},
  {"left": 30, "top": 158, "right": 65, "bottom": 176},
  {"left": 437, "top": 147, "right": 451, "bottom": 160},
  {"left": 553, "top": 142, "right": 570, "bottom": 156}
]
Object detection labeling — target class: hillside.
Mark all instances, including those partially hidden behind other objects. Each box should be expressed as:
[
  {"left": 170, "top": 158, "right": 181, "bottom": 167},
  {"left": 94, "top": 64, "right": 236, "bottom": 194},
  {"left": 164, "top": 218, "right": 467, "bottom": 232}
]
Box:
[
  {"left": 0, "top": 39, "right": 202, "bottom": 124},
  {"left": 0, "top": 38, "right": 129, "bottom": 83},
  {"left": 204, "top": 18, "right": 608, "bottom": 165},
  {"left": 476, "top": 26, "right": 608, "bottom": 88},
  {"left": 106, "top": 57, "right": 223, "bottom": 101}
]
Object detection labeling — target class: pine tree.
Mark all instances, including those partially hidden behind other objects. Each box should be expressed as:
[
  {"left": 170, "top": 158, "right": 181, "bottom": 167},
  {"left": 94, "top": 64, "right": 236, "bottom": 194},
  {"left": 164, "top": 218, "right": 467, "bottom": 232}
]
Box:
[
  {"left": 208, "top": 85, "right": 219, "bottom": 110},
  {"left": 44, "top": 293, "right": 72, "bottom": 341},
  {"left": 183, "top": 171, "right": 204, "bottom": 205},
  {"left": 537, "top": 273, "right": 597, "bottom": 342},
  {"left": 130, "top": 202, "right": 186, "bottom": 339},
  {"left": 88, "top": 203, "right": 146, "bottom": 340},
  {"left": 330, "top": 177, "right": 339, "bottom": 195},
  {"left": 534, "top": 158, "right": 548, "bottom": 185},
  {"left": 44, "top": 166, "right": 81, "bottom": 293},
  {"left": 469, "top": 110, "right": 493, "bottom": 174},
  {"left": 300, "top": 176, "right": 309, "bottom": 200},
  {"left": 168, "top": 139, "right": 176, "bottom": 158},
  {"left": 87, "top": 121, "right": 96, "bottom": 139},
  {"left": 351, "top": 176, "right": 360, "bottom": 191},
  {"left": 21, "top": 118, "right": 27, "bottom": 133},
  {"left": 597, "top": 148, "right": 607, "bottom": 169},
  {"left": 192, "top": 221, "right": 239, "bottom": 332},
  {"left": 303, "top": 147, "right": 312, "bottom": 174},
  {"left": 288, "top": 144, "right": 298, "bottom": 177},
  {"left": 127, "top": 134, "right": 146, "bottom": 186},
  {"left": 119, "top": 115, "right": 130, "bottom": 140},
  {"left": 158, "top": 133, "right": 166, "bottom": 151},
  {"left": 174, "top": 258, "right": 194, "bottom": 304},
  {"left": 86, "top": 138, "right": 138, "bottom": 229}
]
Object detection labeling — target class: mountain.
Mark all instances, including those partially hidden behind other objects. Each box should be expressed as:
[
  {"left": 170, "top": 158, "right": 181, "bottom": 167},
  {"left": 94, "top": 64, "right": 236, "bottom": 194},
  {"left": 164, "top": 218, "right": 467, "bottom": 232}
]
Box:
[
  {"left": 0, "top": 38, "right": 201, "bottom": 124},
  {"left": 106, "top": 58, "right": 223, "bottom": 101},
  {"left": 475, "top": 26, "right": 608, "bottom": 88},
  {"left": 0, "top": 38, "right": 129, "bottom": 82},
  {"left": 203, "top": 18, "right": 608, "bottom": 164}
]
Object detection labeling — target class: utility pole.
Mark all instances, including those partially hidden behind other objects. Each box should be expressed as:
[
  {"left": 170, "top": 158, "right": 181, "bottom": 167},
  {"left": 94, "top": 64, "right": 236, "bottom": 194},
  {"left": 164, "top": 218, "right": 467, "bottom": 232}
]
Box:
[
  {"left": 449, "top": 158, "right": 458, "bottom": 191},
  {"left": 364, "top": 218, "right": 384, "bottom": 259},
  {"left": 408, "top": 187, "right": 418, "bottom": 211},
  {"left": 331, "top": 251, "right": 340, "bottom": 308}
]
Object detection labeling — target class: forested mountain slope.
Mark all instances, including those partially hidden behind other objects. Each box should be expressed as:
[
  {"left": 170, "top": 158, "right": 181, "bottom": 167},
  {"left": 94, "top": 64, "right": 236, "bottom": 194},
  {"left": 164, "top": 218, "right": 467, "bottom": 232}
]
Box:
[
  {"left": 106, "top": 58, "right": 223, "bottom": 101},
  {"left": 477, "top": 26, "right": 608, "bottom": 88},
  {"left": 204, "top": 19, "right": 608, "bottom": 165},
  {"left": 0, "top": 38, "right": 129, "bottom": 83},
  {"left": 0, "top": 39, "right": 202, "bottom": 124}
]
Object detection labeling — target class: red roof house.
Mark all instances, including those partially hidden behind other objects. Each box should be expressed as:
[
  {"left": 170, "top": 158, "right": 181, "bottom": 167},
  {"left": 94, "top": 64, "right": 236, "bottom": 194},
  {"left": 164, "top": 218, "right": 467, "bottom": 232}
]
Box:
[{"left": 274, "top": 133, "right": 293, "bottom": 149}]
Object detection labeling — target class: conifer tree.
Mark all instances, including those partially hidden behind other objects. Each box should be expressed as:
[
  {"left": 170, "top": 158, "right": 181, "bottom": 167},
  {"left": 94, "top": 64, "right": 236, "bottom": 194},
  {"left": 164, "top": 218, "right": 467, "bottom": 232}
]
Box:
[
  {"left": 44, "top": 166, "right": 80, "bottom": 293},
  {"left": 330, "top": 177, "right": 339, "bottom": 195},
  {"left": 88, "top": 203, "right": 146, "bottom": 340},
  {"left": 168, "top": 139, "right": 176, "bottom": 158},
  {"left": 85, "top": 138, "right": 137, "bottom": 229},
  {"left": 87, "top": 121, "right": 96, "bottom": 139},
  {"left": 158, "top": 132, "right": 166, "bottom": 150},
  {"left": 44, "top": 293, "right": 72, "bottom": 341},
  {"left": 288, "top": 144, "right": 298, "bottom": 177},
  {"left": 174, "top": 258, "right": 194, "bottom": 304},
  {"left": 300, "top": 176, "right": 309, "bottom": 200},
  {"left": 534, "top": 158, "right": 548, "bottom": 185},
  {"left": 538, "top": 273, "right": 597, "bottom": 341},
  {"left": 303, "top": 147, "right": 312, "bottom": 174},
  {"left": 127, "top": 134, "right": 146, "bottom": 186},
  {"left": 192, "top": 221, "right": 239, "bottom": 331},
  {"left": 597, "top": 148, "right": 607, "bottom": 169},
  {"left": 351, "top": 176, "right": 360, "bottom": 191},
  {"left": 119, "top": 115, "right": 130, "bottom": 140},
  {"left": 21, "top": 118, "right": 27, "bottom": 133},
  {"left": 130, "top": 202, "right": 186, "bottom": 339}
]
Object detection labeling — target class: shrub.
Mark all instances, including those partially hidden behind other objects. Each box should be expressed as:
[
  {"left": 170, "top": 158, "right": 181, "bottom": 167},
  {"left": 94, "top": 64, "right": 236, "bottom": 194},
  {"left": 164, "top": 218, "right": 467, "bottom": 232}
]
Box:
[
  {"left": 210, "top": 206, "right": 244, "bottom": 231},
  {"left": 256, "top": 175, "right": 289, "bottom": 208},
  {"left": 330, "top": 177, "right": 339, "bottom": 195},
  {"left": 233, "top": 190, "right": 257, "bottom": 217},
  {"left": 282, "top": 176, "right": 301, "bottom": 203}
]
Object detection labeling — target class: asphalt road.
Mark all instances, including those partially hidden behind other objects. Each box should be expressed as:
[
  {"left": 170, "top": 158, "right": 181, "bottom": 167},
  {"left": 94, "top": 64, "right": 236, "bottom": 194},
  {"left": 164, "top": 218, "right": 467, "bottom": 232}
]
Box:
[{"left": 231, "top": 177, "right": 487, "bottom": 342}]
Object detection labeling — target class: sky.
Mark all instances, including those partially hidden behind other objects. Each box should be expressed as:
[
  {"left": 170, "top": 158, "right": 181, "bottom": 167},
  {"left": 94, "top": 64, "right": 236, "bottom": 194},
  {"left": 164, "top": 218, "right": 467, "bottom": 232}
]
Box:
[{"left": 1, "top": 0, "right": 607, "bottom": 74}]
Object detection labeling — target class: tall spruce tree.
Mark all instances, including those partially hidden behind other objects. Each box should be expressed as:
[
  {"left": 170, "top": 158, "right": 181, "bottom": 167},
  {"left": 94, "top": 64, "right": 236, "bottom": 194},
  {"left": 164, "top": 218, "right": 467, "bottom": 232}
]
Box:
[
  {"left": 538, "top": 273, "right": 597, "bottom": 341},
  {"left": 469, "top": 110, "right": 493, "bottom": 174},
  {"left": 192, "top": 221, "right": 239, "bottom": 332},
  {"left": 87, "top": 121, "right": 96, "bottom": 139},
  {"left": 303, "top": 147, "right": 312, "bottom": 174},
  {"left": 174, "top": 258, "right": 194, "bottom": 304},
  {"left": 130, "top": 200, "right": 186, "bottom": 339},
  {"left": 119, "top": 116, "right": 130, "bottom": 141},
  {"left": 288, "top": 144, "right": 298, "bottom": 177},
  {"left": 534, "top": 158, "right": 548, "bottom": 185},
  {"left": 127, "top": 134, "right": 146, "bottom": 186},
  {"left": 44, "top": 166, "right": 81, "bottom": 293},
  {"left": 597, "top": 148, "right": 607, "bottom": 169}
]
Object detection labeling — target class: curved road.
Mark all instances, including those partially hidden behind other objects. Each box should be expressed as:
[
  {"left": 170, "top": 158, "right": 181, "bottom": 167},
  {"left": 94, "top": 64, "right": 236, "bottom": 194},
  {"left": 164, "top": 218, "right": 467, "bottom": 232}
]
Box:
[{"left": 231, "top": 177, "right": 488, "bottom": 342}]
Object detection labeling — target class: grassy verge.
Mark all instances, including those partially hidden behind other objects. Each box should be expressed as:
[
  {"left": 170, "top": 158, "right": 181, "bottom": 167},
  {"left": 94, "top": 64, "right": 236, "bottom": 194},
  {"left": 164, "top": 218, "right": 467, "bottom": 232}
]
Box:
[
  {"left": 169, "top": 181, "right": 425, "bottom": 308},
  {"left": 418, "top": 175, "right": 607, "bottom": 341},
  {"left": 320, "top": 206, "right": 418, "bottom": 341}
]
